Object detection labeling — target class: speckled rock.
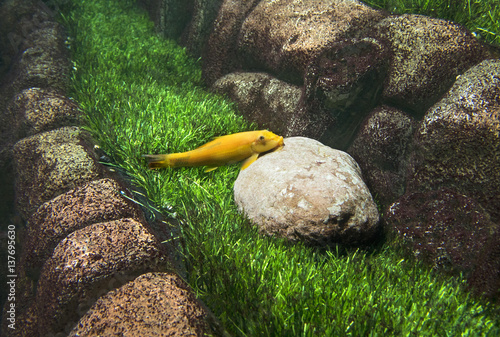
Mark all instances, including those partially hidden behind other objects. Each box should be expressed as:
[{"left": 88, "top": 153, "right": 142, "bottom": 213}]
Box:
[
  {"left": 0, "top": 88, "right": 82, "bottom": 168},
  {"left": 408, "top": 59, "right": 500, "bottom": 220},
  {"left": 238, "top": 0, "right": 386, "bottom": 84},
  {"left": 0, "top": 0, "right": 54, "bottom": 76},
  {"left": 20, "top": 178, "right": 146, "bottom": 279},
  {"left": 468, "top": 231, "right": 500, "bottom": 301},
  {"left": 0, "top": 259, "right": 36, "bottom": 337},
  {"left": 0, "top": 1, "right": 70, "bottom": 227},
  {"left": 8, "top": 87, "right": 82, "bottom": 138},
  {"left": 70, "top": 272, "right": 213, "bottom": 336},
  {"left": 202, "top": 0, "right": 260, "bottom": 84},
  {"left": 348, "top": 105, "right": 415, "bottom": 208},
  {"left": 303, "top": 37, "right": 391, "bottom": 149},
  {"left": 138, "top": 0, "right": 194, "bottom": 41},
  {"left": 385, "top": 188, "right": 499, "bottom": 300},
  {"left": 234, "top": 137, "right": 380, "bottom": 246},
  {"left": 374, "top": 14, "right": 488, "bottom": 114},
  {"left": 212, "top": 72, "right": 302, "bottom": 135},
  {"left": 13, "top": 126, "right": 104, "bottom": 219},
  {"left": 10, "top": 20, "right": 70, "bottom": 95},
  {"left": 29, "top": 218, "right": 171, "bottom": 337},
  {"left": 180, "top": 0, "right": 224, "bottom": 57}
]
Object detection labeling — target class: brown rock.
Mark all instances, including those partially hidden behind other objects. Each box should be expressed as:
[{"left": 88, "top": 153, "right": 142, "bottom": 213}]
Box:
[
  {"left": 20, "top": 178, "right": 146, "bottom": 279},
  {"left": 238, "top": 0, "right": 385, "bottom": 84},
  {"left": 1, "top": 304, "right": 38, "bottom": 337},
  {"left": 467, "top": 231, "right": 500, "bottom": 301},
  {"left": 13, "top": 126, "right": 104, "bottom": 219},
  {"left": 9, "top": 87, "right": 82, "bottom": 138},
  {"left": 348, "top": 105, "right": 415, "bottom": 208},
  {"left": 408, "top": 59, "right": 500, "bottom": 220},
  {"left": 9, "top": 20, "right": 70, "bottom": 95},
  {"left": 302, "top": 37, "right": 391, "bottom": 149},
  {"left": 234, "top": 137, "right": 380, "bottom": 246},
  {"left": 0, "top": 88, "right": 82, "bottom": 166},
  {"left": 374, "top": 14, "right": 489, "bottom": 114},
  {"left": 385, "top": 188, "right": 499, "bottom": 300},
  {"left": 0, "top": 4, "right": 71, "bottom": 223},
  {"left": 212, "top": 71, "right": 302, "bottom": 135},
  {"left": 0, "top": 0, "right": 54, "bottom": 76},
  {"left": 30, "top": 218, "right": 171, "bottom": 336},
  {"left": 181, "top": 0, "right": 224, "bottom": 57},
  {"left": 70, "top": 272, "right": 212, "bottom": 336},
  {"left": 138, "top": 0, "right": 194, "bottom": 41},
  {"left": 202, "top": 0, "right": 261, "bottom": 84}
]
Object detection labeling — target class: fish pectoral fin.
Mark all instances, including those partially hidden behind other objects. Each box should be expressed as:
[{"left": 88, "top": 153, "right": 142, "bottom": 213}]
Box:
[
  {"left": 240, "top": 153, "right": 259, "bottom": 170},
  {"left": 204, "top": 166, "right": 218, "bottom": 173}
]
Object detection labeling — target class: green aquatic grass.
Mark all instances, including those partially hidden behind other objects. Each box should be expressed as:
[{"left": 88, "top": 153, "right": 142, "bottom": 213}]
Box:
[
  {"left": 361, "top": 0, "right": 500, "bottom": 45},
  {"left": 60, "top": 0, "right": 499, "bottom": 335}
]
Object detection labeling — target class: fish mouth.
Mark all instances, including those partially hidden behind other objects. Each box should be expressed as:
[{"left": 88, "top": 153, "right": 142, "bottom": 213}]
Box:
[
  {"left": 258, "top": 136, "right": 284, "bottom": 157},
  {"left": 276, "top": 136, "right": 284, "bottom": 148}
]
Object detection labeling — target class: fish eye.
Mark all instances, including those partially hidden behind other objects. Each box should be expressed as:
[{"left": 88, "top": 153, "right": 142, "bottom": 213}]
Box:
[{"left": 259, "top": 135, "right": 265, "bottom": 141}]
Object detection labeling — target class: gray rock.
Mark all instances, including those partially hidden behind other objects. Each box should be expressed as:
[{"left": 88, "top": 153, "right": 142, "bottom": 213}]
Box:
[{"left": 234, "top": 137, "right": 380, "bottom": 246}]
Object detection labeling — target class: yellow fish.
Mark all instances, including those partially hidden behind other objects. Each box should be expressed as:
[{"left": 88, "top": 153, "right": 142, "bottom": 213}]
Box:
[{"left": 144, "top": 130, "right": 284, "bottom": 172}]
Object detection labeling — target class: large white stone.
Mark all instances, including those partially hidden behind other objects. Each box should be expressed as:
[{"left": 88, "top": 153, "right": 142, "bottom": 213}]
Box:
[{"left": 234, "top": 137, "right": 380, "bottom": 246}]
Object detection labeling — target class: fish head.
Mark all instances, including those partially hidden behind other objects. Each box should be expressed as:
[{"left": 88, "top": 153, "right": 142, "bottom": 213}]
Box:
[{"left": 251, "top": 130, "right": 284, "bottom": 153}]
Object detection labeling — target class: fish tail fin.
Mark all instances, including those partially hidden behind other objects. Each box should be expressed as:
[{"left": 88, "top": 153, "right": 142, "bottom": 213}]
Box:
[{"left": 143, "top": 154, "right": 171, "bottom": 169}]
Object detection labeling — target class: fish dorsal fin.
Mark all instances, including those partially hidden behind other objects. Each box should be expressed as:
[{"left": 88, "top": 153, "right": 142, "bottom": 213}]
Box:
[{"left": 240, "top": 153, "right": 259, "bottom": 170}]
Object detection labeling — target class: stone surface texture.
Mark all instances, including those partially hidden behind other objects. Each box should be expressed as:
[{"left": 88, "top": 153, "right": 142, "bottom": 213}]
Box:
[
  {"left": 70, "top": 272, "right": 212, "bottom": 336},
  {"left": 348, "top": 105, "right": 415, "bottom": 208},
  {"left": 181, "top": 0, "right": 224, "bottom": 57},
  {"left": 385, "top": 188, "right": 499, "bottom": 295},
  {"left": 238, "top": 0, "right": 386, "bottom": 84},
  {"left": 408, "top": 59, "right": 500, "bottom": 220},
  {"left": 302, "top": 37, "right": 391, "bottom": 149},
  {"left": 9, "top": 87, "right": 82, "bottom": 139},
  {"left": 10, "top": 20, "right": 70, "bottom": 95},
  {"left": 234, "top": 137, "right": 380, "bottom": 246},
  {"left": 31, "top": 219, "right": 171, "bottom": 336},
  {"left": 20, "top": 178, "right": 146, "bottom": 278},
  {"left": 374, "top": 14, "right": 488, "bottom": 114},
  {"left": 202, "top": 0, "right": 261, "bottom": 84},
  {"left": 13, "top": 126, "right": 103, "bottom": 219},
  {"left": 212, "top": 72, "right": 302, "bottom": 135},
  {"left": 0, "top": 1, "right": 218, "bottom": 336}
]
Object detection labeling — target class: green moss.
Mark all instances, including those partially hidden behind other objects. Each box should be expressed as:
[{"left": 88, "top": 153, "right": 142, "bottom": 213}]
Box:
[{"left": 60, "top": 0, "right": 499, "bottom": 335}]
